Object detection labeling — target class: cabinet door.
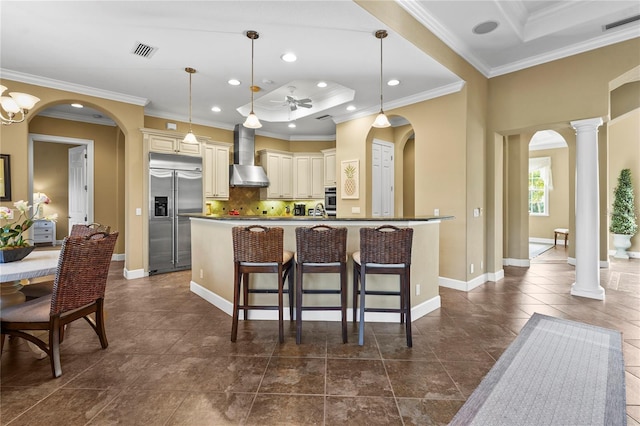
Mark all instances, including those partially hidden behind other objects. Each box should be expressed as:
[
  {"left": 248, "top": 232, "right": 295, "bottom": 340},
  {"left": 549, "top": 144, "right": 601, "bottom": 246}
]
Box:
[
  {"left": 178, "top": 140, "right": 202, "bottom": 156},
  {"left": 294, "top": 156, "right": 311, "bottom": 198},
  {"left": 266, "top": 153, "right": 282, "bottom": 198},
  {"left": 214, "top": 145, "right": 229, "bottom": 198},
  {"left": 204, "top": 145, "right": 215, "bottom": 198},
  {"left": 310, "top": 155, "right": 325, "bottom": 198},
  {"left": 324, "top": 150, "right": 336, "bottom": 186},
  {"left": 280, "top": 154, "right": 294, "bottom": 199},
  {"left": 149, "top": 135, "right": 177, "bottom": 153}
]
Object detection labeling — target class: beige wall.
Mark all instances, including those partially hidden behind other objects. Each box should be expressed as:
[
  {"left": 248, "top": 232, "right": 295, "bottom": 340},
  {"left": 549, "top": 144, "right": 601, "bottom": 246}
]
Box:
[
  {"left": 403, "top": 138, "right": 415, "bottom": 217},
  {"left": 29, "top": 116, "right": 126, "bottom": 253},
  {"left": 528, "top": 147, "right": 570, "bottom": 241},
  {"left": 608, "top": 108, "right": 640, "bottom": 253}
]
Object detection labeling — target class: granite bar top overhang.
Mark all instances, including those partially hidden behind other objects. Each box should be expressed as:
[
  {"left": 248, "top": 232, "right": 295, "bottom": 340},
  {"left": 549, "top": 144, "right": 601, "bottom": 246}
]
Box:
[{"left": 185, "top": 213, "right": 453, "bottom": 222}]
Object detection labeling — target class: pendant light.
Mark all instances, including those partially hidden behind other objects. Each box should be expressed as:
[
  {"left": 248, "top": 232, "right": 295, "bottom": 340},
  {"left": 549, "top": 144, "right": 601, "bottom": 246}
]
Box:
[
  {"left": 372, "top": 29, "right": 391, "bottom": 128},
  {"left": 243, "top": 30, "right": 262, "bottom": 129},
  {"left": 183, "top": 67, "right": 198, "bottom": 143}
]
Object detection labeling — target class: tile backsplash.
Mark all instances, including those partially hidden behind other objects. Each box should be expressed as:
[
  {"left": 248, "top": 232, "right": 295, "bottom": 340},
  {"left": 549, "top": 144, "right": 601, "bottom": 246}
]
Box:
[{"left": 206, "top": 187, "right": 322, "bottom": 216}]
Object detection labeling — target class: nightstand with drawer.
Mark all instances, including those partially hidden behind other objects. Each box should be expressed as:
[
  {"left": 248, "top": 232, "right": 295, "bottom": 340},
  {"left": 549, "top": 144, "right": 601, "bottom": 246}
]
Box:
[{"left": 32, "top": 219, "right": 57, "bottom": 246}]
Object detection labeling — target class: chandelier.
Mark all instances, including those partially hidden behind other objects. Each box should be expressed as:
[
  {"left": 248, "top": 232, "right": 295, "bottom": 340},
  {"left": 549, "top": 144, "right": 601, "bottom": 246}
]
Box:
[{"left": 0, "top": 85, "right": 40, "bottom": 126}]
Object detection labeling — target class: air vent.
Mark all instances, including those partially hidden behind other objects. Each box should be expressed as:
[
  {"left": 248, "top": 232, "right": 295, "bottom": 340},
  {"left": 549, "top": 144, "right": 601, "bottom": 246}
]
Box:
[
  {"left": 316, "top": 114, "right": 332, "bottom": 120},
  {"left": 131, "top": 42, "right": 158, "bottom": 59},
  {"left": 604, "top": 14, "right": 640, "bottom": 31}
]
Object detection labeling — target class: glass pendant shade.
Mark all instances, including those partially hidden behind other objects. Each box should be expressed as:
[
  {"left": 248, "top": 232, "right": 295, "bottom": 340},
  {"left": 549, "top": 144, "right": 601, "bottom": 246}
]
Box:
[
  {"left": 183, "top": 131, "right": 198, "bottom": 143},
  {"left": 243, "top": 111, "right": 262, "bottom": 129},
  {"left": 0, "top": 96, "right": 20, "bottom": 113},
  {"left": 9, "top": 92, "right": 40, "bottom": 110},
  {"left": 372, "top": 111, "right": 391, "bottom": 128}
]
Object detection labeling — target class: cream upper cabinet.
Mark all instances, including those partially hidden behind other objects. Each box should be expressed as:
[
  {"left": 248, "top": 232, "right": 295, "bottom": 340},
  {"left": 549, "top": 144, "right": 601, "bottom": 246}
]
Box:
[
  {"left": 322, "top": 148, "right": 336, "bottom": 187},
  {"left": 293, "top": 153, "right": 324, "bottom": 199},
  {"left": 259, "top": 150, "right": 293, "bottom": 199},
  {"left": 204, "top": 142, "right": 231, "bottom": 199},
  {"left": 145, "top": 130, "right": 202, "bottom": 157}
]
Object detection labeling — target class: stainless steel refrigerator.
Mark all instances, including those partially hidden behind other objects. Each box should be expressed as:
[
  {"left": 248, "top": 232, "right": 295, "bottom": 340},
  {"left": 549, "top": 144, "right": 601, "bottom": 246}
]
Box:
[{"left": 148, "top": 152, "right": 202, "bottom": 275}]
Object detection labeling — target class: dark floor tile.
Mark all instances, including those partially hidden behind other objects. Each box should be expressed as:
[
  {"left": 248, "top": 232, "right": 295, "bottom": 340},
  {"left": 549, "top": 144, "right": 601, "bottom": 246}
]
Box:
[
  {"left": 440, "top": 361, "right": 494, "bottom": 397},
  {"left": 87, "top": 389, "right": 186, "bottom": 425},
  {"left": 326, "top": 358, "right": 392, "bottom": 397},
  {"left": 245, "top": 394, "right": 325, "bottom": 426},
  {"left": 259, "top": 357, "right": 325, "bottom": 394},
  {"left": 0, "top": 387, "right": 57, "bottom": 425},
  {"left": 63, "top": 353, "right": 153, "bottom": 390},
  {"left": 396, "top": 398, "right": 465, "bottom": 426},
  {"left": 325, "top": 396, "right": 402, "bottom": 425},
  {"left": 166, "top": 391, "right": 254, "bottom": 425},
  {"left": 376, "top": 334, "right": 437, "bottom": 361},
  {"left": 384, "top": 359, "right": 464, "bottom": 399}
]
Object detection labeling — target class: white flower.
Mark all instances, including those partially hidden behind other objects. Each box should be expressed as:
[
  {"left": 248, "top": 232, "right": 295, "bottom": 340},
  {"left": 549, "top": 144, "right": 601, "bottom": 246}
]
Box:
[
  {"left": 14, "top": 200, "right": 29, "bottom": 213},
  {"left": 0, "top": 206, "right": 11, "bottom": 219}
]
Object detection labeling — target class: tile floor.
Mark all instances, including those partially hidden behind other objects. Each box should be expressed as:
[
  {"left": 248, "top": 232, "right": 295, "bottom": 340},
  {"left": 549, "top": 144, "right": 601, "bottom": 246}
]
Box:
[{"left": 1, "top": 246, "right": 639, "bottom": 425}]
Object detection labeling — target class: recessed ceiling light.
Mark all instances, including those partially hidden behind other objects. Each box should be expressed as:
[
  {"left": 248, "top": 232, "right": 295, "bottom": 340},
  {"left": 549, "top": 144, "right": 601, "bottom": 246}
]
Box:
[
  {"left": 71, "top": 103, "right": 84, "bottom": 108},
  {"left": 346, "top": 105, "right": 356, "bottom": 111},
  {"left": 211, "top": 106, "right": 221, "bottom": 112},
  {"left": 387, "top": 79, "right": 400, "bottom": 86},
  {"left": 281, "top": 52, "right": 297, "bottom": 62},
  {"left": 288, "top": 123, "right": 296, "bottom": 128},
  {"left": 228, "top": 79, "right": 241, "bottom": 86},
  {"left": 317, "top": 81, "right": 328, "bottom": 88},
  {"left": 473, "top": 20, "right": 499, "bottom": 35}
]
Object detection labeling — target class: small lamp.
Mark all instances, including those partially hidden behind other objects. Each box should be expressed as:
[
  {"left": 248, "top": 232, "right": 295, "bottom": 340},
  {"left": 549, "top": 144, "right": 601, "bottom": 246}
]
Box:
[
  {"left": 243, "top": 30, "right": 262, "bottom": 129},
  {"left": 183, "top": 67, "right": 198, "bottom": 143},
  {"left": 372, "top": 30, "right": 391, "bottom": 128}
]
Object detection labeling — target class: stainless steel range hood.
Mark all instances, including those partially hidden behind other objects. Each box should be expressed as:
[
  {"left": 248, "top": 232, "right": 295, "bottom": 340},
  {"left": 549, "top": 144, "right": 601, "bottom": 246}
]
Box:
[{"left": 229, "top": 124, "right": 270, "bottom": 187}]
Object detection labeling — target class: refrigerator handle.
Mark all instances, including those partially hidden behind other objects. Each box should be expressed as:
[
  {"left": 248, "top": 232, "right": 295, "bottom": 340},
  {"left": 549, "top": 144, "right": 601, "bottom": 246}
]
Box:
[{"left": 172, "top": 172, "right": 177, "bottom": 265}]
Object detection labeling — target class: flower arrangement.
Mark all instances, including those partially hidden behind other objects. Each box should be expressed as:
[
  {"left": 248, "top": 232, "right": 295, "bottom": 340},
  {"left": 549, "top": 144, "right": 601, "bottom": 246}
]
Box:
[{"left": 0, "top": 195, "right": 58, "bottom": 249}]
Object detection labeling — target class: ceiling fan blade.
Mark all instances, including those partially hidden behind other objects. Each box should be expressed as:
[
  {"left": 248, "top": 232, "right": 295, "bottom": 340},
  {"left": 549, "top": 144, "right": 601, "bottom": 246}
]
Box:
[
  {"left": 297, "top": 98, "right": 312, "bottom": 104},
  {"left": 298, "top": 103, "right": 312, "bottom": 108}
]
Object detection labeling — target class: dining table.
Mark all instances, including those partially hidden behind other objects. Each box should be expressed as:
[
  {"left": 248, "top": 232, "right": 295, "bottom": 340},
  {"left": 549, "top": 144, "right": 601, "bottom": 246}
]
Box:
[{"left": 0, "top": 249, "right": 60, "bottom": 308}]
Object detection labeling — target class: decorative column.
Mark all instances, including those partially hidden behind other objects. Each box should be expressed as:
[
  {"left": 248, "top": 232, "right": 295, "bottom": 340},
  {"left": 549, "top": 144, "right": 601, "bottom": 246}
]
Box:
[{"left": 570, "top": 117, "right": 604, "bottom": 300}]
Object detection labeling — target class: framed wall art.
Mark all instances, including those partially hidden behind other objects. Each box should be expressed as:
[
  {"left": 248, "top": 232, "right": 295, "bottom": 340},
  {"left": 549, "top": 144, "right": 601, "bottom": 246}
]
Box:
[
  {"left": 0, "top": 154, "right": 11, "bottom": 201},
  {"left": 341, "top": 159, "right": 359, "bottom": 199}
]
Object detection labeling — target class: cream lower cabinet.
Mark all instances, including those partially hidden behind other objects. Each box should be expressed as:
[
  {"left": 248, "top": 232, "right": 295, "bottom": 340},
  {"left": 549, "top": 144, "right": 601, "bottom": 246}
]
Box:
[
  {"left": 293, "top": 153, "right": 324, "bottom": 199},
  {"left": 322, "top": 148, "right": 336, "bottom": 187},
  {"left": 204, "top": 142, "right": 231, "bottom": 199},
  {"left": 258, "top": 150, "right": 293, "bottom": 199}
]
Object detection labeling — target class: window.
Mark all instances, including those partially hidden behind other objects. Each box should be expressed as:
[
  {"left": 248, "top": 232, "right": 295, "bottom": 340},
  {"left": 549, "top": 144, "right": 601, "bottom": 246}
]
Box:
[{"left": 529, "top": 157, "right": 553, "bottom": 216}]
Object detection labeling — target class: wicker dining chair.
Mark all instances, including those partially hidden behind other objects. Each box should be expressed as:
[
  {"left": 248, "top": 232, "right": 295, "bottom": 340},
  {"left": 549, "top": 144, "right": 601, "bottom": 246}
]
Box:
[
  {"left": 352, "top": 225, "right": 414, "bottom": 347},
  {"left": 231, "top": 225, "right": 294, "bottom": 343},
  {"left": 1, "top": 232, "right": 118, "bottom": 378},
  {"left": 295, "top": 225, "right": 348, "bottom": 344},
  {"left": 21, "top": 223, "right": 112, "bottom": 301}
]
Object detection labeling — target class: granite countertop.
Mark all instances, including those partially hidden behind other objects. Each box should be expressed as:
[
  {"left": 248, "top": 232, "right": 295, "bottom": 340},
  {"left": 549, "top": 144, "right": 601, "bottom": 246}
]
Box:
[{"left": 185, "top": 213, "right": 453, "bottom": 222}]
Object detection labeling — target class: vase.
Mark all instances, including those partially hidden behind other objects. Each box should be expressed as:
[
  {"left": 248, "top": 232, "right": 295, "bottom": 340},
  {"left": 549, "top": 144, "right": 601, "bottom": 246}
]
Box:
[
  {"left": 612, "top": 234, "right": 632, "bottom": 259},
  {"left": 0, "top": 245, "right": 35, "bottom": 263}
]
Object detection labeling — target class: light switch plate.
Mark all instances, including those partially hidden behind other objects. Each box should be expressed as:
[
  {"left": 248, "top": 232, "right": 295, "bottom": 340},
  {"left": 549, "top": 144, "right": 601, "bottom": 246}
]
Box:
[{"left": 135, "top": 208, "right": 142, "bottom": 216}]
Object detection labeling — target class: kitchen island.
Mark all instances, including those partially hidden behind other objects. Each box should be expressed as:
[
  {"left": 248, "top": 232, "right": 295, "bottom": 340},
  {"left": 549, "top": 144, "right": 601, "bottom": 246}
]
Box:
[{"left": 188, "top": 215, "right": 450, "bottom": 323}]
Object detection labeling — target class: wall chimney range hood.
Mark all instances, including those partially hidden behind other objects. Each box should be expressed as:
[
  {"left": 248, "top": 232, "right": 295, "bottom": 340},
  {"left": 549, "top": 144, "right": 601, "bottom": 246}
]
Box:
[{"left": 229, "top": 124, "right": 270, "bottom": 187}]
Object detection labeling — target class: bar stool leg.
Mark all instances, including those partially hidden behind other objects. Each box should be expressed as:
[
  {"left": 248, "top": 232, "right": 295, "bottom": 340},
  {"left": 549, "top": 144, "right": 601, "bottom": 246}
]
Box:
[
  {"left": 231, "top": 264, "right": 241, "bottom": 342},
  {"left": 358, "top": 266, "right": 366, "bottom": 346},
  {"left": 278, "top": 265, "right": 284, "bottom": 344},
  {"left": 404, "top": 266, "right": 412, "bottom": 347},
  {"left": 296, "top": 264, "right": 304, "bottom": 344},
  {"left": 242, "top": 272, "right": 249, "bottom": 321},
  {"left": 352, "top": 262, "right": 359, "bottom": 324},
  {"left": 340, "top": 263, "right": 348, "bottom": 343}
]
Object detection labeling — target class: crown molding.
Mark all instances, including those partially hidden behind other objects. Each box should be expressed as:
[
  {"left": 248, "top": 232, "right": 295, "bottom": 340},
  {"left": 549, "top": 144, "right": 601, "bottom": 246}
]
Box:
[{"left": 0, "top": 69, "right": 149, "bottom": 106}]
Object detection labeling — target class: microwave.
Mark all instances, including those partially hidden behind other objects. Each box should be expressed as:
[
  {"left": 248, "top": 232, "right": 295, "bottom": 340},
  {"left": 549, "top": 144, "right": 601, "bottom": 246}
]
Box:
[{"left": 325, "top": 186, "right": 337, "bottom": 213}]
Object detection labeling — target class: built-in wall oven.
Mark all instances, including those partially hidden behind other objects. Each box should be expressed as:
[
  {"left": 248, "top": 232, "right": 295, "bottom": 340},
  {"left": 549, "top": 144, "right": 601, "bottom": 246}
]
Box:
[{"left": 325, "top": 186, "right": 337, "bottom": 216}]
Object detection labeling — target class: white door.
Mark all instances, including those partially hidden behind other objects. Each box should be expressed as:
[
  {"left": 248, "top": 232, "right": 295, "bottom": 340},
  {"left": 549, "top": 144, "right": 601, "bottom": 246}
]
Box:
[
  {"left": 372, "top": 139, "right": 394, "bottom": 217},
  {"left": 68, "top": 145, "right": 88, "bottom": 231}
]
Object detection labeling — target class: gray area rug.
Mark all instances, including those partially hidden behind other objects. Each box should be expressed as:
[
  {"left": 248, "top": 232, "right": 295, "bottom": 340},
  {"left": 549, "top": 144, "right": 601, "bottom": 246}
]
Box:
[{"left": 450, "top": 313, "right": 626, "bottom": 426}]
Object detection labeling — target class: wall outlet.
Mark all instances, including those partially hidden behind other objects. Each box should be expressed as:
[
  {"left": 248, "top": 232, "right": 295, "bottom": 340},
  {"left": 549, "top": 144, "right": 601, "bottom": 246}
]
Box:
[
  {"left": 473, "top": 208, "right": 480, "bottom": 217},
  {"left": 200, "top": 269, "right": 203, "bottom": 279},
  {"left": 434, "top": 208, "right": 439, "bottom": 216},
  {"left": 416, "top": 284, "right": 421, "bottom": 295},
  {"left": 480, "top": 260, "right": 483, "bottom": 270},
  {"left": 135, "top": 207, "right": 142, "bottom": 216},
  {"left": 166, "top": 122, "right": 177, "bottom": 130},
  {"left": 470, "top": 263, "right": 474, "bottom": 274},
  {"left": 352, "top": 206, "right": 361, "bottom": 214}
]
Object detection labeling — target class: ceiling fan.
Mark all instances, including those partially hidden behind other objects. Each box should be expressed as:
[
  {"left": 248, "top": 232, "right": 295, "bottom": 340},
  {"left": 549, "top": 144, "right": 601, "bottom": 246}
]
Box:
[{"left": 273, "top": 86, "right": 312, "bottom": 111}]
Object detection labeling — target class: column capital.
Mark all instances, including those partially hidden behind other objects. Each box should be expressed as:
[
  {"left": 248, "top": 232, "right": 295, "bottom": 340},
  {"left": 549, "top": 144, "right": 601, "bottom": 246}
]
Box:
[{"left": 571, "top": 117, "right": 603, "bottom": 132}]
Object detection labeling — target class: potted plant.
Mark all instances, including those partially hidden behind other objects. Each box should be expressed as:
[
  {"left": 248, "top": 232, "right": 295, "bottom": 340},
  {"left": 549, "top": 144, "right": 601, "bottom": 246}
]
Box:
[
  {"left": 0, "top": 195, "right": 57, "bottom": 262},
  {"left": 610, "top": 168, "right": 638, "bottom": 259}
]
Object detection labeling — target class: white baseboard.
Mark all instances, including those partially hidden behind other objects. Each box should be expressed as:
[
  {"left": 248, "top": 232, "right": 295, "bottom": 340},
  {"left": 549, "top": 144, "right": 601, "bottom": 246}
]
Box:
[
  {"left": 112, "top": 253, "right": 125, "bottom": 261},
  {"left": 439, "top": 275, "right": 487, "bottom": 292},
  {"left": 488, "top": 269, "right": 504, "bottom": 282},
  {"left": 124, "top": 268, "right": 145, "bottom": 280},
  {"left": 190, "top": 281, "right": 441, "bottom": 322},
  {"left": 503, "top": 258, "right": 530, "bottom": 267}
]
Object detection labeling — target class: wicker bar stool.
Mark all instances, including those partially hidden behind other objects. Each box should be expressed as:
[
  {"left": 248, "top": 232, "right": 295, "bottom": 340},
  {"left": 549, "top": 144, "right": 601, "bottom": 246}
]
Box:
[
  {"left": 295, "top": 225, "right": 348, "bottom": 344},
  {"left": 231, "top": 225, "right": 294, "bottom": 343},
  {"left": 352, "top": 225, "right": 414, "bottom": 347}
]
